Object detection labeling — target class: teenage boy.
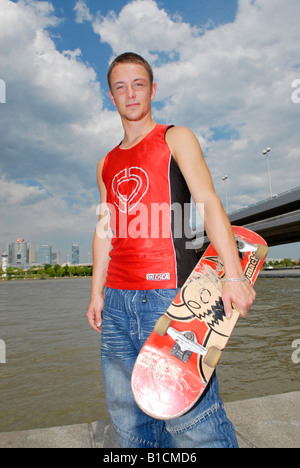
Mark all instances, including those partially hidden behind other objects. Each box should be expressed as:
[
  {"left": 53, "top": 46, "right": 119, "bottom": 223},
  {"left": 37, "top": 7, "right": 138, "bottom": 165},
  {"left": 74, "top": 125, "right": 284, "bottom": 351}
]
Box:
[{"left": 87, "top": 53, "right": 255, "bottom": 448}]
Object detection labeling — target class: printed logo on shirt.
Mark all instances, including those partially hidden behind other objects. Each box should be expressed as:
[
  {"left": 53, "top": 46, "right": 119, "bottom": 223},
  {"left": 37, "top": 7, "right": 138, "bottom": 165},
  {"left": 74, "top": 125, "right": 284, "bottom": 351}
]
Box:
[
  {"left": 146, "top": 273, "right": 171, "bottom": 281},
  {"left": 112, "top": 167, "right": 149, "bottom": 213}
]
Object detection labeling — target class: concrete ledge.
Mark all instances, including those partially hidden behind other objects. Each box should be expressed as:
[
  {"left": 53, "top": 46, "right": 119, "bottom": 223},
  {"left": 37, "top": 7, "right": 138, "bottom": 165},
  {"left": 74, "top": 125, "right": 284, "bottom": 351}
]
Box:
[
  {"left": 0, "top": 392, "right": 299, "bottom": 448},
  {"left": 0, "top": 423, "right": 93, "bottom": 449},
  {"left": 225, "top": 392, "right": 300, "bottom": 448}
]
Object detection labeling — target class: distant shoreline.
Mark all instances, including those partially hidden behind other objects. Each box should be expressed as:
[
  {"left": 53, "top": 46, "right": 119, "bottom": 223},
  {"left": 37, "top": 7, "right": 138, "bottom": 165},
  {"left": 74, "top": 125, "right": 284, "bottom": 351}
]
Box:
[
  {"left": 0, "top": 276, "right": 92, "bottom": 282},
  {"left": 259, "top": 269, "right": 300, "bottom": 278},
  {"left": 1, "top": 270, "right": 299, "bottom": 281}
]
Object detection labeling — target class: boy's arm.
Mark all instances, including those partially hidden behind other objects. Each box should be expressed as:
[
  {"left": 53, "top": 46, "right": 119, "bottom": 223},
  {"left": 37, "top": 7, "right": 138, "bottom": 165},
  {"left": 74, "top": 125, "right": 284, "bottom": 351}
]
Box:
[
  {"left": 87, "top": 158, "right": 112, "bottom": 332},
  {"left": 166, "top": 127, "right": 256, "bottom": 318}
]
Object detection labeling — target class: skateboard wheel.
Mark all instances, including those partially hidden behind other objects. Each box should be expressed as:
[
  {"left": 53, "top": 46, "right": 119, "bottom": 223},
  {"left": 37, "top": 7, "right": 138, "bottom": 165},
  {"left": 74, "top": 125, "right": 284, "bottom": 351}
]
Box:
[
  {"left": 204, "top": 346, "right": 222, "bottom": 368},
  {"left": 255, "top": 244, "right": 268, "bottom": 260},
  {"left": 154, "top": 316, "right": 172, "bottom": 336}
]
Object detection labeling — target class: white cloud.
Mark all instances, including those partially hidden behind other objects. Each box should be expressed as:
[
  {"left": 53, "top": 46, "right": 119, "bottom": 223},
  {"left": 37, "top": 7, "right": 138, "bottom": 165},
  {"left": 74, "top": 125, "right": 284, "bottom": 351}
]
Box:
[
  {"left": 0, "top": 0, "right": 123, "bottom": 256},
  {"left": 1, "top": 0, "right": 299, "bottom": 259},
  {"left": 88, "top": 0, "right": 300, "bottom": 207},
  {"left": 0, "top": 176, "right": 48, "bottom": 207},
  {"left": 91, "top": 0, "right": 201, "bottom": 64},
  {"left": 0, "top": 177, "right": 97, "bottom": 252},
  {"left": 74, "top": 0, "right": 92, "bottom": 24}
]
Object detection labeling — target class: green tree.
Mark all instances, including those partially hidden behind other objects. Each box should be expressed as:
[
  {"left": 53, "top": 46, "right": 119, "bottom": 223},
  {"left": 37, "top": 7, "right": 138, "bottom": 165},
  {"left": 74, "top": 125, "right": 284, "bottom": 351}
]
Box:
[
  {"left": 55, "top": 267, "right": 65, "bottom": 277},
  {"left": 63, "top": 265, "right": 70, "bottom": 276},
  {"left": 280, "top": 258, "right": 294, "bottom": 267}
]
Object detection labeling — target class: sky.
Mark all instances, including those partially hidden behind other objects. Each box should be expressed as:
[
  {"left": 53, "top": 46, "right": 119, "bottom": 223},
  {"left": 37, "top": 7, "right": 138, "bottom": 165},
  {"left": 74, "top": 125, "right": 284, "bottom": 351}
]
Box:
[{"left": 0, "top": 0, "right": 299, "bottom": 263}]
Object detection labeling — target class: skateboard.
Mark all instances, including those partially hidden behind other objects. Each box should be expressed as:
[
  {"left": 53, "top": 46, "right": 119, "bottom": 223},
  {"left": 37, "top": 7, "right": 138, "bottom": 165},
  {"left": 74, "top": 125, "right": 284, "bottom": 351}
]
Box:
[{"left": 131, "top": 226, "right": 268, "bottom": 420}]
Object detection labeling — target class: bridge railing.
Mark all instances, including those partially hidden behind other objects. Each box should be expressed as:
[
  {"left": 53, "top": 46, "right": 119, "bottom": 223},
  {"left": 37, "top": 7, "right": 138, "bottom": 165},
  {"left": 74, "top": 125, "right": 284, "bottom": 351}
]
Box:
[{"left": 227, "top": 186, "right": 300, "bottom": 217}]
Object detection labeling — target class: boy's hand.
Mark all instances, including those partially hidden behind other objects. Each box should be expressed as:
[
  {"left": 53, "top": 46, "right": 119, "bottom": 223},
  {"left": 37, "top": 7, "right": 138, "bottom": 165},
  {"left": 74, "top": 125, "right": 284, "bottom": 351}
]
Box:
[
  {"left": 87, "top": 295, "right": 104, "bottom": 332},
  {"left": 222, "top": 280, "right": 256, "bottom": 319}
]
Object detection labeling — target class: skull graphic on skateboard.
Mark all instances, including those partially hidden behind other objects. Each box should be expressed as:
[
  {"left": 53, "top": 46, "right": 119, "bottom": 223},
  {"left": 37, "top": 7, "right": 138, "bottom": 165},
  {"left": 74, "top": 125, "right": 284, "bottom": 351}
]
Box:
[{"left": 131, "top": 226, "right": 268, "bottom": 420}]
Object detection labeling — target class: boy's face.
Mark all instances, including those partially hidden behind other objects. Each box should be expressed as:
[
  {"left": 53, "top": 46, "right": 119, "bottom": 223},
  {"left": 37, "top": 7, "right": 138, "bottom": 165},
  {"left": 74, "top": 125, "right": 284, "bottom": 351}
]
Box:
[{"left": 109, "top": 63, "right": 157, "bottom": 122}]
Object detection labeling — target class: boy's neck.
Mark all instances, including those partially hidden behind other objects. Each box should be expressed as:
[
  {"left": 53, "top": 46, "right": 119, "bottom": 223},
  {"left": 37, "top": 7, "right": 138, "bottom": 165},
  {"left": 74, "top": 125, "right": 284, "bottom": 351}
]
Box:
[{"left": 120, "top": 115, "right": 157, "bottom": 149}]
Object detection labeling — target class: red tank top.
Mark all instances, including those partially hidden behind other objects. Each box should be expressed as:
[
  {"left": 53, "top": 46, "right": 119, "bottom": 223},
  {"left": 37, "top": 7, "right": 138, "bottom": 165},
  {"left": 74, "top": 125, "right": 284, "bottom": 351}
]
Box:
[{"left": 102, "top": 124, "right": 197, "bottom": 290}]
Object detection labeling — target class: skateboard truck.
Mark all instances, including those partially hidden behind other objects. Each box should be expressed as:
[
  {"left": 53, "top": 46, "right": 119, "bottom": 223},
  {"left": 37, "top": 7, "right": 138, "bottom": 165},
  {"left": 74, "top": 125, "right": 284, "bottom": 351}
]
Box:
[
  {"left": 236, "top": 236, "right": 257, "bottom": 254},
  {"left": 168, "top": 327, "right": 207, "bottom": 363},
  {"left": 154, "top": 316, "right": 222, "bottom": 368},
  {"left": 236, "top": 237, "right": 268, "bottom": 260}
]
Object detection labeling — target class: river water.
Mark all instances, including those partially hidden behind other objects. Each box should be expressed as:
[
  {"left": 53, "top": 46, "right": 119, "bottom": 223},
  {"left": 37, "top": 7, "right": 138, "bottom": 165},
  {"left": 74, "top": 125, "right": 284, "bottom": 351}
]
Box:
[{"left": 0, "top": 277, "right": 299, "bottom": 432}]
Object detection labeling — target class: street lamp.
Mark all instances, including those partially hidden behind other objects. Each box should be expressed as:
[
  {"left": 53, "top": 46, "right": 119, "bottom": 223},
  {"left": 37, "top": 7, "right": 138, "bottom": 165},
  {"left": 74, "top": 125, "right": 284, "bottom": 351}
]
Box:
[
  {"left": 262, "top": 147, "right": 272, "bottom": 198},
  {"left": 222, "top": 175, "right": 229, "bottom": 213}
]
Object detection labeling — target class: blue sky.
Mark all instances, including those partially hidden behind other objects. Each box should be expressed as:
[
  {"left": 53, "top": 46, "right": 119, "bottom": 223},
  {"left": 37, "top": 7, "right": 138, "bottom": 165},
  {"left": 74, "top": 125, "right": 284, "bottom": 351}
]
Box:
[
  {"left": 48, "top": 0, "right": 238, "bottom": 109},
  {"left": 1, "top": 0, "right": 299, "bottom": 262}
]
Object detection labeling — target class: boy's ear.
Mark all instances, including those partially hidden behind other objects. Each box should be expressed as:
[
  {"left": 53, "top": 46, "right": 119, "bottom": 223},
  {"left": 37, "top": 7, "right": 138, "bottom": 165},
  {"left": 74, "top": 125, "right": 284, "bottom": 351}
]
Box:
[
  {"left": 151, "top": 82, "right": 157, "bottom": 101},
  {"left": 109, "top": 89, "right": 116, "bottom": 106}
]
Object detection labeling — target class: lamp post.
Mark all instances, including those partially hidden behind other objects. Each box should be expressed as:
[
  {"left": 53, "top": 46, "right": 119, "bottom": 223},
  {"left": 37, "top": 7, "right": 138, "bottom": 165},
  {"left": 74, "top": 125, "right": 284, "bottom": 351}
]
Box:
[
  {"left": 262, "top": 147, "right": 272, "bottom": 198},
  {"left": 222, "top": 175, "right": 229, "bottom": 213}
]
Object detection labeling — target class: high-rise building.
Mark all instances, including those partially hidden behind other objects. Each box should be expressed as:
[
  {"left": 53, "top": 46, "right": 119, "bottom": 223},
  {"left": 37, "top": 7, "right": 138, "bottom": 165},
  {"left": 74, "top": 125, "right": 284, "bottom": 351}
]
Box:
[
  {"left": 72, "top": 243, "right": 79, "bottom": 265},
  {"left": 28, "top": 243, "right": 36, "bottom": 264},
  {"left": 1, "top": 251, "right": 8, "bottom": 276},
  {"left": 8, "top": 239, "right": 29, "bottom": 267},
  {"left": 37, "top": 245, "right": 52, "bottom": 265},
  {"left": 51, "top": 251, "right": 62, "bottom": 265}
]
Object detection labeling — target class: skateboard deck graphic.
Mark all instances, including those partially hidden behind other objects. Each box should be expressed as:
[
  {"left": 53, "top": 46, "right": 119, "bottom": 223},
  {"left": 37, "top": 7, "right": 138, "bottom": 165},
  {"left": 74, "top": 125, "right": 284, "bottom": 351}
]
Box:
[{"left": 131, "top": 226, "right": 268, "bottom": 420}]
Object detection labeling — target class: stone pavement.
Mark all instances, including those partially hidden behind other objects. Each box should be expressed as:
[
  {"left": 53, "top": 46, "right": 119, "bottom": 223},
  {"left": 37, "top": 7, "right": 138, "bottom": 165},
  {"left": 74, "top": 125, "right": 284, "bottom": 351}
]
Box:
[{"left": 0, "top": 392, "right": 299, "bottom": 448}]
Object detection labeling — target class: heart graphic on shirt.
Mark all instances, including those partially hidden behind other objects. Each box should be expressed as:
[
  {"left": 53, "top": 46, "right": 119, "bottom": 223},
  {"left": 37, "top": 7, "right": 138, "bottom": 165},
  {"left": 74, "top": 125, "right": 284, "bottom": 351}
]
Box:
[{"left": 112, "top": 167, "right": 149, "bottom": 213}]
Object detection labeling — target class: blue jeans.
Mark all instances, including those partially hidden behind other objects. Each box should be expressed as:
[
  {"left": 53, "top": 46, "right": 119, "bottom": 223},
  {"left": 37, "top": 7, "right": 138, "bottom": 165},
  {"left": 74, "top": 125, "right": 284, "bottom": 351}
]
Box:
[{"left": 101, "top": 288, "right": 238, "bottom": 449}]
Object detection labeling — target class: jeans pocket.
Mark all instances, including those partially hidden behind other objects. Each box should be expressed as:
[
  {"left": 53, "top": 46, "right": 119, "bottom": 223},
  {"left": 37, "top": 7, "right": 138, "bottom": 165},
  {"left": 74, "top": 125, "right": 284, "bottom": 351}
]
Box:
[{"left": 152, "top": 288, "right": 180, "bottom": 302}]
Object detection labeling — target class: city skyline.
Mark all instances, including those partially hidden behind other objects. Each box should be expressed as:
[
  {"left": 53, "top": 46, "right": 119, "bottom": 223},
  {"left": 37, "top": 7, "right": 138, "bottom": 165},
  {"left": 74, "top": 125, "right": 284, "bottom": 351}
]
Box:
[
  {"left": 3, "top": 226, "right": 300, "bottom": 265},
  {"left": 0, "top": 0, "right": 299, "bottom": 260},
  {"left": 4, "top": 239, "right": 82, "bottom": 266}
]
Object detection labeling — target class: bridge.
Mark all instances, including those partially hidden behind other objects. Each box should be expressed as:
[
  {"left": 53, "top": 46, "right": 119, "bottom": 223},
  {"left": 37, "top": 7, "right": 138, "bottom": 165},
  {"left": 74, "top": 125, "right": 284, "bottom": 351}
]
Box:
[{"left": 195, "top": 186, "right": 300, "bottom": 252}]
